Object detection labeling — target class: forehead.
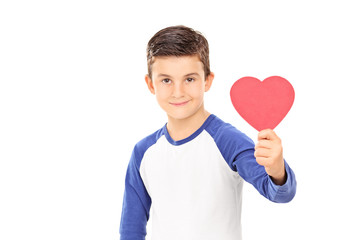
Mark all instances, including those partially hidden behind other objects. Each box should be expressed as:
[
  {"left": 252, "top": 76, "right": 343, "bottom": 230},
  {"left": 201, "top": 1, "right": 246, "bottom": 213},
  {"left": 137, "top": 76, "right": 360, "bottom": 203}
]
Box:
[{"left": 151, "top": 55, "right": 204, "bottom": 76}]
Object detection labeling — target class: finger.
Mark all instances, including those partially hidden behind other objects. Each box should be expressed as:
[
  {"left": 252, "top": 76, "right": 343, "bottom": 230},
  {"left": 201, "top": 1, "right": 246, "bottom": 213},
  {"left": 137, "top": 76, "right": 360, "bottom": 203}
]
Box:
[
  {"left": 255, "top": 139, "right": 272, "bottom": 150},
  {"left": 258, "top": 129, "right": 280, "bottom": 142},
  {"left": 255, "top": 156, "right": 269, "bottom": 167},
  {"left": 254, "top": 148, "right": 271, "bottom": 158},
  {"left": 258, "top": 129, "right": 276, "bottom": 140}
]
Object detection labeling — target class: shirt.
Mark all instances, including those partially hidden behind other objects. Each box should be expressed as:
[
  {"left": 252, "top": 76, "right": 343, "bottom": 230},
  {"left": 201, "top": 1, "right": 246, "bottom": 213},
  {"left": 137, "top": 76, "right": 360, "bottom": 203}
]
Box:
[{"left": 120, "top": 114, "right": 296, "bottom": 240}]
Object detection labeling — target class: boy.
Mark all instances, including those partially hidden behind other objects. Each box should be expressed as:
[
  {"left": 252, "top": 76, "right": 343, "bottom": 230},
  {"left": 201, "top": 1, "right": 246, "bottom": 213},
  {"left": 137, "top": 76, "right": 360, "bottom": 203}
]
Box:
[{"left": 120, "top": 25, "right": 296, "bottom": 240}]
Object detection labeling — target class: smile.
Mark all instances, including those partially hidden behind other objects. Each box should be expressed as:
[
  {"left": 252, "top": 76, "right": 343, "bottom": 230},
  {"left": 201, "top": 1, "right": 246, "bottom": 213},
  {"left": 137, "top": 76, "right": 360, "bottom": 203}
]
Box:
[{"left": 170, "top": 101, "right": 189, "bottom": 107}]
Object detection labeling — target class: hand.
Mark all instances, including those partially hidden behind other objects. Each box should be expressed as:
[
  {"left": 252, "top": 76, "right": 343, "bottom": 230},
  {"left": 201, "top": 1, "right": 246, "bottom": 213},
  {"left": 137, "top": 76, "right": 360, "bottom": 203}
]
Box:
[{"left": 254, "top": 129, "right": 286, "bottom": 185}]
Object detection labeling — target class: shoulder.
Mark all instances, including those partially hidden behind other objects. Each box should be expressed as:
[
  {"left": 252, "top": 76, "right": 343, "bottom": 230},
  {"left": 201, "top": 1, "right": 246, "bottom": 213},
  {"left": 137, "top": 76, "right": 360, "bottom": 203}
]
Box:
[
  {"left": 204, "top": 114, "right": 255, "bottom": 170},
  {"left": 205, "top": 115, "right": 254, "bottom": 148},
  {"left": 130, "top": 126, "right": 165, "bottom": 167}
]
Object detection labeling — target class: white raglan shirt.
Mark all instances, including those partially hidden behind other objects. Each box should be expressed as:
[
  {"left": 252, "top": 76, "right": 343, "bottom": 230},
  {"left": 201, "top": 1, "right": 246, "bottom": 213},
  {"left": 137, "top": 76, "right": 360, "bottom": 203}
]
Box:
[{"left": 120, "top": 114, "right": 296, "bottom": 240}]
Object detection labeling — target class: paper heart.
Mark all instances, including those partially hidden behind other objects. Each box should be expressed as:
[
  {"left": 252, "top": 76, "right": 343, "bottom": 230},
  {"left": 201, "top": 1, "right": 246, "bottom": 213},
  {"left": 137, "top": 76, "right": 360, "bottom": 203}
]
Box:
[{"left": 230, "top": 76, "right": 295, "bottom": 131}]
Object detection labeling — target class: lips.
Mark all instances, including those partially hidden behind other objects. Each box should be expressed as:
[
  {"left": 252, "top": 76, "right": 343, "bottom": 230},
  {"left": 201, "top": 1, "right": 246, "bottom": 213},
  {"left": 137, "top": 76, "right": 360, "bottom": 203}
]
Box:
[{"left": 170, "top": 101, "right": 189, "bottom": 106}]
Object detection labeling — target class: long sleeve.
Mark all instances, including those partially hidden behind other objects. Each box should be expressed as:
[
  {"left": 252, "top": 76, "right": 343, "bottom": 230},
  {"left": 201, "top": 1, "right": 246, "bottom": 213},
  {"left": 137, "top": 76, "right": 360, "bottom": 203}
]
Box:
[
  {"left": 120, "top": 146, "right": 152, "bottom": 240},
  {"left": 233, "top": 147, "right": 296, "bottom": 203},
  {"left": 211, "top": 122, "right": 296, "bottom": 203}
]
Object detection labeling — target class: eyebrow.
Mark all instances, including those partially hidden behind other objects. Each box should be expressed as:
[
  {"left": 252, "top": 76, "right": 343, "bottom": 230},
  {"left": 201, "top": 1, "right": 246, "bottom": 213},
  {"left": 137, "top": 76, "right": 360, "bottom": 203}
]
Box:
[
  {"left": 157, "top": 72, "right": 200, "bottom": 78},
  {"left": 184, "top": 72, "right": 200, "bottom": 77},
  {"left": 157, "top": 73, "right": 171, "bottom": 78}
]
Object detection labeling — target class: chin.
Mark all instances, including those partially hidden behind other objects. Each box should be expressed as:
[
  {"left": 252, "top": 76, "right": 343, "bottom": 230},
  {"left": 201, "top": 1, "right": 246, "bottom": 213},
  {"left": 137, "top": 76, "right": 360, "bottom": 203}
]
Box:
[
  {"left": 167, "top": 109, "right": 203, "bottom": 121},
  {"left": 167, "top": 113, "right": 191, "bottom": 121},
  {"left": 162, "top": 101, "right": 204, "bottom": 121}
]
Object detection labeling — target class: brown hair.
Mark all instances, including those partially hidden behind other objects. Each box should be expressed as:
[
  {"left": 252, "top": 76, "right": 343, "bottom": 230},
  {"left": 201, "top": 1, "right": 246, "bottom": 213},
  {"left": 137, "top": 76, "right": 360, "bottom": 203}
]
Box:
[{"left": 146, "top": 25, "right": 210, "bottom": 79}]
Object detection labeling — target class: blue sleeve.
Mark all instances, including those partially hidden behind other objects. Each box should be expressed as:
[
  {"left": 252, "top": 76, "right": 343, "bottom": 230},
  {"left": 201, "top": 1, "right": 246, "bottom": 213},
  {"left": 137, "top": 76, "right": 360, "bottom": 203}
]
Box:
[
  {"left": 120, "top": 145, "right": 152, "bottom": 240},
  {"left": 213, "top": 123, "right": 296, "bottom": 203},
  {"left": 233, "top": 147, "right": 296, "bottom": 203}
]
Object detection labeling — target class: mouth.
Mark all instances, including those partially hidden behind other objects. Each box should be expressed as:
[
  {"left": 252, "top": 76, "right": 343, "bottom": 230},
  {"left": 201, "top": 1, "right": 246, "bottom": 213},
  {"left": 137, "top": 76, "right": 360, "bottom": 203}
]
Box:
[{"left": 170, "top": 100, "right": 190, "bottom": 107}]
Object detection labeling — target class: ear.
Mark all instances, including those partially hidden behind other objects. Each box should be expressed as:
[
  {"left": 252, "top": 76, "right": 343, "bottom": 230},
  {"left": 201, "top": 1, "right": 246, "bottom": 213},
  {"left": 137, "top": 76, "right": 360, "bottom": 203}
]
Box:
[
  {"left": 204, "top": 72, "right": 215, "bottom": 92},
  {"left": 145, "top": 74, "right": 155, "bottom": 95}
]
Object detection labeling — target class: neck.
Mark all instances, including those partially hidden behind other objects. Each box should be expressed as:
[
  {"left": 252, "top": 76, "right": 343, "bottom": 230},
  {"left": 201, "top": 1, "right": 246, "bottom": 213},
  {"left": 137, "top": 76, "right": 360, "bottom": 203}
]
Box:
[{"left": 166, "top": 108, "right": 211, "bottom": 141}]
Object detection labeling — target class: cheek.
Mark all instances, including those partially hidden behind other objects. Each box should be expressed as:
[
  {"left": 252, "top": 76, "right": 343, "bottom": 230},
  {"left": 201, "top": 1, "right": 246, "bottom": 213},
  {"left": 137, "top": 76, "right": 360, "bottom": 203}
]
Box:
[
  {"left": 154, "top": 85, "right": 171, "bottom": 100},
  {"left": 187, "top": 83, "right": 205, "bottom": 98}
]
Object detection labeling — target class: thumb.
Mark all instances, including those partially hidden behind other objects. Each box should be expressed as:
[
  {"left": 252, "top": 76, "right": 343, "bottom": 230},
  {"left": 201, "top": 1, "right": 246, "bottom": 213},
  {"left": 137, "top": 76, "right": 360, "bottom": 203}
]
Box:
[{"left": 258, "top": 129, "right": 279, "bottom": 141}]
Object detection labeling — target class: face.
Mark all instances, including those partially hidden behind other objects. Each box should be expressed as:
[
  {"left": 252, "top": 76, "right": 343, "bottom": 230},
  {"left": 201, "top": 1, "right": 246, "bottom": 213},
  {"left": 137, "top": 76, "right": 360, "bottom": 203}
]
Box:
[{"left": 145, "top": 55, "right": 214, "bottom": 121}]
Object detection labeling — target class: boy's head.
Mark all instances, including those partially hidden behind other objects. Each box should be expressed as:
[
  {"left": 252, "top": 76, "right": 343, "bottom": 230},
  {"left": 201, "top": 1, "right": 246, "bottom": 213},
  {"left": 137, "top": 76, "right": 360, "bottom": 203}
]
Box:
[
  {"left": 145, "top": 25, "right": 214, "bottom": 122},
  {"left": 146, "top": 25, "right": 210, "bottom": 79}
]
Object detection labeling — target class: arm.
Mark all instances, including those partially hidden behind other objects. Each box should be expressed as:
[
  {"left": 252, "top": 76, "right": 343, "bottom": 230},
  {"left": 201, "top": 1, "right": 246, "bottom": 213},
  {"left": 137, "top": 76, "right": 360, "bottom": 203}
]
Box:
[
  {"left": 233, "top": 129, "right": 296, "bottom": 203},
  {"left": 120, "top": 147, "right": 152, "bottom": 240}
]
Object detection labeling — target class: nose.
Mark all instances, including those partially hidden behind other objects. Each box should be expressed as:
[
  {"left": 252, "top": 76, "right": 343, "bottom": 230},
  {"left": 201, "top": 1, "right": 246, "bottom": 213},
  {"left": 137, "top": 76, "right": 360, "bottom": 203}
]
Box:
[{"left": 172, "top": 81, "right": 185, "bottom": 98}]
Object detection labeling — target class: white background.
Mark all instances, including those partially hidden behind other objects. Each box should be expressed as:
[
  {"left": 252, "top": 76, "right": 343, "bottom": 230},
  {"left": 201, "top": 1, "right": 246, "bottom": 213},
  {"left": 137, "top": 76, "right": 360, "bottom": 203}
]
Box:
[{"left": 1, "top": 0, "right": 359, "bottom": 239}]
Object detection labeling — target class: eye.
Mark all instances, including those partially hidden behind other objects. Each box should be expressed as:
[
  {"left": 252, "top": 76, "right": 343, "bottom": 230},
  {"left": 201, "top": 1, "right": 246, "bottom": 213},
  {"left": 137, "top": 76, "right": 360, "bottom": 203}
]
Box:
[
  {"left": 162, "top": 78, "right": 171, "bottom": 84},
  {"left": 186, "top": 77, "right": 195, "bottom": 83}
]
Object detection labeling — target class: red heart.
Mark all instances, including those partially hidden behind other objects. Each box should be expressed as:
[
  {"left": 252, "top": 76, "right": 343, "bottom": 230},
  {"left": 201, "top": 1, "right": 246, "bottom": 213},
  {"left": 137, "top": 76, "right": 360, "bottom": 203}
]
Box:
[{"left": 230, "top": 76, "right": 295, "bottom": 131}]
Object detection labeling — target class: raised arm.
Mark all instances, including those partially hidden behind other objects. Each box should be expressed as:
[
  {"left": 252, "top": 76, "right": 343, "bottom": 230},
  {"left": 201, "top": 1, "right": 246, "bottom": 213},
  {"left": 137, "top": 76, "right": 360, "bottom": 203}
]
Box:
[{"left": 233, "top": 129, "right": 296, "bottom": 203}]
